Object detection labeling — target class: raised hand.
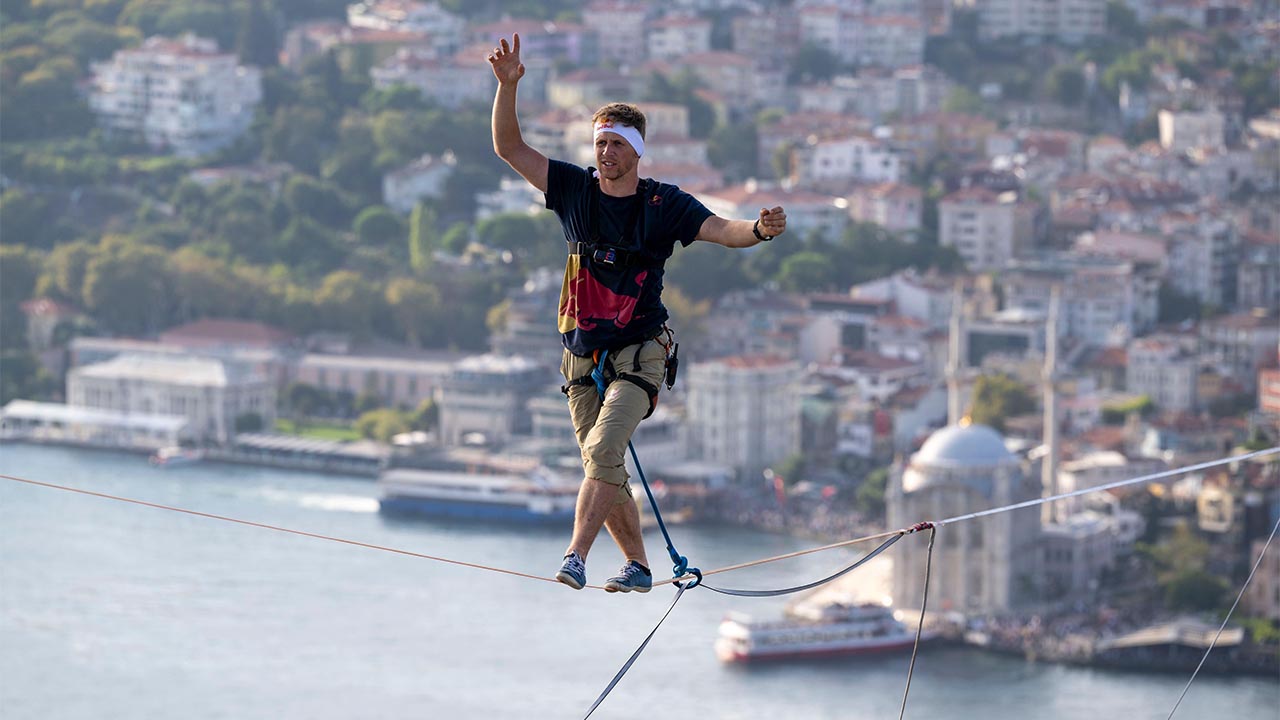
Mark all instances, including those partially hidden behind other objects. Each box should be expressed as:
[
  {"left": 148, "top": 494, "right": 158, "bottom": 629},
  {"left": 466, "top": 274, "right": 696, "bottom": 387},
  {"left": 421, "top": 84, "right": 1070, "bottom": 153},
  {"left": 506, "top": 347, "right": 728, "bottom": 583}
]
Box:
[
  {"left": 758, "top": 206, "right": 787, "bottom": 238},
  {"left": 487, "top": 34, "right": 525, "bottom": 84}
]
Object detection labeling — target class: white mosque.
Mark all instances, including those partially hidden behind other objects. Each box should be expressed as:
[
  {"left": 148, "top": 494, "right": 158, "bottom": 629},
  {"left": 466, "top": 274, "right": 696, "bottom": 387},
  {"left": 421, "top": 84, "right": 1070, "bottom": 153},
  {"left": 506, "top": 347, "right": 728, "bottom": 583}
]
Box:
[
  {"left": 887, "top": 283, "right": 1047, "bottom": 615},
  {"left": 887, "top": 421, "right": 1043, "bottom": 615}
]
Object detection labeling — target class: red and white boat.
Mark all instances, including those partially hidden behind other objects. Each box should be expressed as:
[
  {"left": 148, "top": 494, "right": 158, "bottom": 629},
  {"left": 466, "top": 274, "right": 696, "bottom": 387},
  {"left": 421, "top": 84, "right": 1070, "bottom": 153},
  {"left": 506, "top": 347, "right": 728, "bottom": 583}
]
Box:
[
  {"left": 149, "top": 446, "right": 205, "bottom": 467},
  {"left": 715, "top": 601, "right": 929, "bottom": 663}
]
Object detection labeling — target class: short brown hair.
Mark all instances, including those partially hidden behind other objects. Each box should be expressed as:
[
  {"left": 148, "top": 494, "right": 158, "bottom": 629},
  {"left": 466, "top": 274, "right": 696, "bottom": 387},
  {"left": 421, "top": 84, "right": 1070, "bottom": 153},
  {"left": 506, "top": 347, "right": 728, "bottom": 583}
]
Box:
[{"left": 592, "top": 103, "right": 647, "bottom": 139}]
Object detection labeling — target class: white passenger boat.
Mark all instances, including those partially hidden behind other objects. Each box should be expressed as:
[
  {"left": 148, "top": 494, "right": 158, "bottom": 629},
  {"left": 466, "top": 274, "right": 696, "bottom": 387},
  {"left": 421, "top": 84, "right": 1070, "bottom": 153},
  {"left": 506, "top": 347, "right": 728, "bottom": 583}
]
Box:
[
  {"left": 377, "top": 465, "right": 578, "bottom": 524},
  {"left": 716, "top": 601, "right": 929, "bottom": 663},
  {"left": 149, "top": 446, "right": 205, "bottom": 467}
]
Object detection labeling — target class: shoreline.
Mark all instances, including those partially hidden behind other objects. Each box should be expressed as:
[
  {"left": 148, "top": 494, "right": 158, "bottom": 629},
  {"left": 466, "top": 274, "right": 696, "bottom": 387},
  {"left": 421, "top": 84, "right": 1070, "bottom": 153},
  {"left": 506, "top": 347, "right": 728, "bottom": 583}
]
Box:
[{"left": 5, "top": 438, "right": 1276, "bottom": 679}]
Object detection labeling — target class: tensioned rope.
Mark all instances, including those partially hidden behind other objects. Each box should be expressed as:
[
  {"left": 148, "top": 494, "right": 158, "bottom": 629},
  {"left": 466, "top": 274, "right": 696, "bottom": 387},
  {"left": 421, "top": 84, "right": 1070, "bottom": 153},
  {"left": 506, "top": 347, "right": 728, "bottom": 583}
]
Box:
[
  {"left": 652, "top": 446, "right": 1280, "bottom": 588},
  {"left": 5, "top": 448, "right": 1276, "bottom": 591},
  {"left": 582, "top": 447, "right": 1279, "bottom": 715},
  {"left": 1166, "top": 514, "right": 1279, "bottom": 719},
  {"left": 0, "top": 473, "right": 575, "bottom": 586},
  {"left": 6, "top": 447, "right": 1276, "bottom": 718},
  {"left": 900, "top": 526, "right": 936, "bottom": 720}
]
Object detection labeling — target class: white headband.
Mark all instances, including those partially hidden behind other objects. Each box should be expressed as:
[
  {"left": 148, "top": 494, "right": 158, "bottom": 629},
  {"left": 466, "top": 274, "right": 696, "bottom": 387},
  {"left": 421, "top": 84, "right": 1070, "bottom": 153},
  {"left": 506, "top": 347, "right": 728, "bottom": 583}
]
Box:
[{"left": 593, "top": 120, "right": 645, "bottom": 158}]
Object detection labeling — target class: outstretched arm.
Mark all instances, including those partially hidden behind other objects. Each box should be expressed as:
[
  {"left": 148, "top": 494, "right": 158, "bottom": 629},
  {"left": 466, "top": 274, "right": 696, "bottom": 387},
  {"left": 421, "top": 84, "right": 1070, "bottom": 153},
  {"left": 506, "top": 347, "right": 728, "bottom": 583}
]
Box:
[
  {"left": 489, "top": 34, "right": 548, "bottom": 192},
  {"left": 696, "top": 206, "right": 788, "bottom": 248}
]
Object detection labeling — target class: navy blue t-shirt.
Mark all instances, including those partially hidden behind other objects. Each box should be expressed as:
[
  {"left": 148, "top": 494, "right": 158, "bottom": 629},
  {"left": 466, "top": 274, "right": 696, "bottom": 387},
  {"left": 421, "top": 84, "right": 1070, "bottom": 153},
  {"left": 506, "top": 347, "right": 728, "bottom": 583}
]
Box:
[{"left": 545, "top": 159, "right": 712, "bottom": 356}]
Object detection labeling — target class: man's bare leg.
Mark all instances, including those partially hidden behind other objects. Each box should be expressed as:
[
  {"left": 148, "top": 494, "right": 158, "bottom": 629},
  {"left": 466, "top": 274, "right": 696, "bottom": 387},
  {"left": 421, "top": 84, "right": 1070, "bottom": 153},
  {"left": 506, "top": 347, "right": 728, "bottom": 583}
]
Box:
[
  {"left": 603, "top": 498, "right": 648, "bottom": 568},
  {"left": 565, "top": 476, "right": 616, "bottom": 561}
]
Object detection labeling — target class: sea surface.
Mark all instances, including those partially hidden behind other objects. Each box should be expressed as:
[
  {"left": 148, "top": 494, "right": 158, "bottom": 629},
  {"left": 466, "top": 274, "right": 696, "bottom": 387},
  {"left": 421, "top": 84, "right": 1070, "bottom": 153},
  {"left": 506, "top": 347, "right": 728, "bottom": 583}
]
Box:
[{"left": 1, "top": 443, "right": 1275, "bottom": 720}]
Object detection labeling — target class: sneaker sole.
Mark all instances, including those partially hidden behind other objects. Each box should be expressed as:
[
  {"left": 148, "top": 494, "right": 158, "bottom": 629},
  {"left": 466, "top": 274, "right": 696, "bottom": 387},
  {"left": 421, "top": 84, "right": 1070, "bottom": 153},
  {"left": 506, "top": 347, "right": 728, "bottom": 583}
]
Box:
[
  {"left": 555, "top": 571, "right": 584, "bottom": 590},
  {"left": 604, "top": 582, "right": 651, "bottom": 593}
]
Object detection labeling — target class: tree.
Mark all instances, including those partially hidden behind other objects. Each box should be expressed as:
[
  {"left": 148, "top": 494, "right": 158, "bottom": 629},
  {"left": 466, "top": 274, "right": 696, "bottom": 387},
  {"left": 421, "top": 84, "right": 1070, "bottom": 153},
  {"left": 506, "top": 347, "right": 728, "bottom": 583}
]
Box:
[
  {"left": 82, "top": 241, "right": 173, "bottom": 335},
  {"left": 408, "top": 201, "right": 437, "bottom": 273},
  {"left": 236, "top": 0, "right": 278, "bottom": 68},
  {"left": 0, "top": 59, "right": 94, "bottom": 141},
  {"left": 440, "top": 221, "right": 471, "bottom": 255},
  {"left": 355, "top": 408, "right": 409, "bottom": 442},
  {"left": 777, "top": 251, "right": 840, "bottom": 292},
  {"left": 943, "top": 87, "right": 986, "bottom": 115},
  {"left": 167, "top": 248, "right": 245, "bottom": 323},
  {"left": 385, "top": 277, "right": 442, "bottom": 347},
  {"left": 707, "top": 120, "right": 758, "bottom": 178},
  {"left": 476, "top": 212, "right": 541, "bottom": 252},
  {"left": 234, "top": 412, "right": 264, "bottom": 433},
  {"left": 788, "top": 42, "right": 839, "bottom": 84},
  {"left": 273, "top": 216, "right": 346, "bottom": 277},
  {"left": 1046, "top": 65, "right": 1086, "bottom": 107},
  {"left": 856, "top": 468, "right": 889, "bottom": 518},
  {"left": 664, "top": 241, "right": 751, "bottom": 300},
  {"left": 0, "top": 245, "right": 43, "bottom": 350},
  {"left": 285, "top": 382, "right": 325, "bottom": 424},
  {"left": 43, "top": 16, "right": 131, "bottom": 69},
  {"left": 1105, "top": 0, "right": 1143, "bottom": 40},
  {"left": 662, "top": 287, "right": 711, "bottom": 350},
  {"left": 0, "top": 188, "right": 56, "bottom": 248},
  {"left": 37, "top": 241, "right": 97, "bottom": 306},
  {"left": 410, "top": 398, "right": 437, "bottom": 431},
  {"left": 264, "top": 105, "right": 335, "bottom": 175},
  {"left": 1165, "top": 569, "right": 1227, "bottom": 611},
  {"left": 283, "top": 174, "right": 350, "bottom": 228},
  {"left": 968, "top": 374, "right": 1035, "bottom": 432},
  {"left": 155, "top": 2, "right": 239, "bottom": 49},
  {"left": 353, "top": 206, "right": 405, "bottom": 249},
  {"left": 315, "top": 270, "right": 382, "bottom": 339},
  {"left": 0, "top": 351, "right": 55, "bottom": 404}
]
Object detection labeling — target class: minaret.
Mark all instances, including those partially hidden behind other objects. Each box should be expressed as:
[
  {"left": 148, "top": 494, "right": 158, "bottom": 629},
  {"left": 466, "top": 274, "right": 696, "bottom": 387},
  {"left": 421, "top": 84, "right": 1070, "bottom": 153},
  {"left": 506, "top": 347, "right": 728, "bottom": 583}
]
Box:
[
  {"left": 947, "top": 280, "right": 968, "bottom": 426},
  {"left": 1041, "top": 285, "right": 1061, "bottom": 524}
]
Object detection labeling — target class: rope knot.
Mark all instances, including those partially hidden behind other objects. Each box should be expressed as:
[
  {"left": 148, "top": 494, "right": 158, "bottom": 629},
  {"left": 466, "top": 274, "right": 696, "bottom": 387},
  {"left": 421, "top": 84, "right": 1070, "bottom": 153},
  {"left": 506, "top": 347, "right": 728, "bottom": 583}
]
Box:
[
  {"left": 907, "top": 521, "right": 935, "bottom": 534},
  {"left": 674, "top": 567, "right": 702, "bottom": 590}
]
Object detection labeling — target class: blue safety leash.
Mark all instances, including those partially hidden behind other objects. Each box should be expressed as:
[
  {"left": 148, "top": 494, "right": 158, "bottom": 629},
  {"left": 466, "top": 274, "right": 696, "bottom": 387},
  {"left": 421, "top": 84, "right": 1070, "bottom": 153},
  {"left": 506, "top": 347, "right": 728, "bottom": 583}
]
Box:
[{"left": 591, "top": 350, "right": 700, "bottom": 587}]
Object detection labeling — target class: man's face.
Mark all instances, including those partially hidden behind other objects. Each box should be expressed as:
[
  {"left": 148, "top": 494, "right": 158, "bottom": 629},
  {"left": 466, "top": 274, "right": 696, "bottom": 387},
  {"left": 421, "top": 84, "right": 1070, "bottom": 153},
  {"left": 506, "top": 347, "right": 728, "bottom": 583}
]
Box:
[{"left": 594, "top": 131, "right": 639, "bottom": 181}]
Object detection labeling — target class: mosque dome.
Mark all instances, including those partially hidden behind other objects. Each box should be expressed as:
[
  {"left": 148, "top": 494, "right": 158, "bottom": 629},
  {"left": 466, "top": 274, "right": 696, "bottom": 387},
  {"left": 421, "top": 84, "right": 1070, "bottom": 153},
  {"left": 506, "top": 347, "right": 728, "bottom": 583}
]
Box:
[
  {"left": 913, "top": 423, "right": 1016, "bottom": 469},
  {"left": 901, "top": 423, "right": 1019, "bottom": 495}
]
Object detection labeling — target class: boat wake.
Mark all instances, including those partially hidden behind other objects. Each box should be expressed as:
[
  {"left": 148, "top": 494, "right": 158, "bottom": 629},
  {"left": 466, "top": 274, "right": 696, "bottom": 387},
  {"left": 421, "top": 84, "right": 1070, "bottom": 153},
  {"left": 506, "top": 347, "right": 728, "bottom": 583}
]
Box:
[{"left": 256, "top": 488, "right": 379, "bottom": 514}]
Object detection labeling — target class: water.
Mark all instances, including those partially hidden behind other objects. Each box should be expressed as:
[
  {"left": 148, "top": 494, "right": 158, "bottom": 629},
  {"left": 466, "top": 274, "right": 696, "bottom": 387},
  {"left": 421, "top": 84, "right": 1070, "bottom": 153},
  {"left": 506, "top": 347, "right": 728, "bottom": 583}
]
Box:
[{"left": 1, "top": 443, "right": 1275, "bottom": 720}]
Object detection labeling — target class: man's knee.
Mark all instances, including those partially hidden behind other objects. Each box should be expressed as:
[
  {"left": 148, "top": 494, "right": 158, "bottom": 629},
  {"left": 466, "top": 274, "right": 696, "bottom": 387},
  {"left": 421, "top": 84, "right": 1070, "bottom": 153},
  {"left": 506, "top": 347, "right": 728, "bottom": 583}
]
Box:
[{"left": 586, "top": 474, "right": 633, "bottom": 505}]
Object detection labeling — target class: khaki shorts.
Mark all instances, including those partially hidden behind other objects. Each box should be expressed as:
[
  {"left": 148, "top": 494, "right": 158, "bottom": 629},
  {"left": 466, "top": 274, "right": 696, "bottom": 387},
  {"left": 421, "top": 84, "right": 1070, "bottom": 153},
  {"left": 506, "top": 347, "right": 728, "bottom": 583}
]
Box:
[{"left": 560, "top": 340, "right": 667, "bottom": 504}]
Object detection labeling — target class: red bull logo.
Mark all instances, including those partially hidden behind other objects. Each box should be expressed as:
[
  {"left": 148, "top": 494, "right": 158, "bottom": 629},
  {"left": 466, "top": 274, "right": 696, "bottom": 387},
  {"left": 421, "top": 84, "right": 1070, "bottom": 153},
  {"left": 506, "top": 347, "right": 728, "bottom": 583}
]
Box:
[{"left": 558, "top": 257, "right": 647, "bottom": 333}]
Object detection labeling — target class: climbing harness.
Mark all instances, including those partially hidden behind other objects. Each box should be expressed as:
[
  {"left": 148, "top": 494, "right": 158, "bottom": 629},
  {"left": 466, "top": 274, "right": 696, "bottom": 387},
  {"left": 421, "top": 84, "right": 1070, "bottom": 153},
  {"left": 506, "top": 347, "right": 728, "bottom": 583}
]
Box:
[{"left": 565, "top": 342, "right": 694, "bottom": 581}]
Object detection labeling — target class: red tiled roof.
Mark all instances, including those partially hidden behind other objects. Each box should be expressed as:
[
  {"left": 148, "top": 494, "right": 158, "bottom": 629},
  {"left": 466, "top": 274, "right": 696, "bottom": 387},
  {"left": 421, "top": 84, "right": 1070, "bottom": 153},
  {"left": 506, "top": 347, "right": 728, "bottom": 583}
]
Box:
[{"left": 159, "top": 319, "right": 294, "bottom": 346}]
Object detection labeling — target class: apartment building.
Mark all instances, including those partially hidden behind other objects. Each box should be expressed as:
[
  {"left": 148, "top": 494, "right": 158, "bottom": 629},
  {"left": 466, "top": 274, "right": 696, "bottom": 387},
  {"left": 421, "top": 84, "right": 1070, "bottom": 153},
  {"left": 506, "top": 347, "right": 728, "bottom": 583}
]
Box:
[
  {"left": 1127, "top": 334, "right": 1200, "bottom": 412},
  {"left": 939, "top": 187, "right": 1039, "bottom": 271},
  {"left": 1199, "top": 311, "right": 1280, "bottom": 392},
  {"left": 646, "top": 13, "right": 713, "bottom": 59},
  {"left": 793, "top": 134, "right": 903, "bottom": 186},
  {"left": 976, "top": 0, "right": 1106, "bottom": 41},
  {"left": 436, "top": 355, "right": 547, "bottom": 447},
  {"left": 848, "top": 182, "right": 923, "bottom": 234},
  {"left": 89, "top": 34, "right": 261, "bottom": 157},
  {"left": 687, "top": 355, "right": 801, "bottom": 481},
  {"left": 370, "top": 46, "right": 494, "bottom": 109}
]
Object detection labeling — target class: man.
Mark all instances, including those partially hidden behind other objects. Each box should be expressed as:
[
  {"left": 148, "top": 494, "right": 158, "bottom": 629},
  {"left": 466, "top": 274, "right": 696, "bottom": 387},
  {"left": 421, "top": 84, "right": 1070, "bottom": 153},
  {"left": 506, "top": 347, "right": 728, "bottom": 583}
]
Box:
[{"left": 488, "top": 34, "right": 787, "bottom": 593}]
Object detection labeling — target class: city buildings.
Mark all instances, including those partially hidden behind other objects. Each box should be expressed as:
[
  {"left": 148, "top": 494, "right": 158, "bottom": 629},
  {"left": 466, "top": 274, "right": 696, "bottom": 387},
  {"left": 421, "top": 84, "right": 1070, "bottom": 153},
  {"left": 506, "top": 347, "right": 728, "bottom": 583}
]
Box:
[
  {"left": 686, "top": 355, "right": 801, "bottom": 481},
  {"left": 89, "top": 34, "right": 262, "bottom": 157},
  {"left": 68, "top": 354, "right": 275, "bottom": 444}
]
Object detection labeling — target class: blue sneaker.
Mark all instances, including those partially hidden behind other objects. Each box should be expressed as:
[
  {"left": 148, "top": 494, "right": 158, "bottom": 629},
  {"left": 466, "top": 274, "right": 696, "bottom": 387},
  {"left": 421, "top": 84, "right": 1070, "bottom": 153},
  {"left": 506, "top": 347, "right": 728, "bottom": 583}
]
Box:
[
  {"left": 604, "top": 560, "right": 652, "bottom": 593},
  {"left": 555, "top": 552, "right": 586, "bottom": 590}
]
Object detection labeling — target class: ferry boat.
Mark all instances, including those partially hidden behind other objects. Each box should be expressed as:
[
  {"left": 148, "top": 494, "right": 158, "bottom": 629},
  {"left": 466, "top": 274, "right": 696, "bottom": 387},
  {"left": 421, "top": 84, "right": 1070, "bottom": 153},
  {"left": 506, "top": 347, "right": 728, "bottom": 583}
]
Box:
[
  {"left": 148, "top": 446, "right": 205, "bottom": 467},
  {"left": 377, "top": 465, "right": 578, "bottom": 524},
  {"left": 715, "top": 601, "right": 928, "bottom": 663}
]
